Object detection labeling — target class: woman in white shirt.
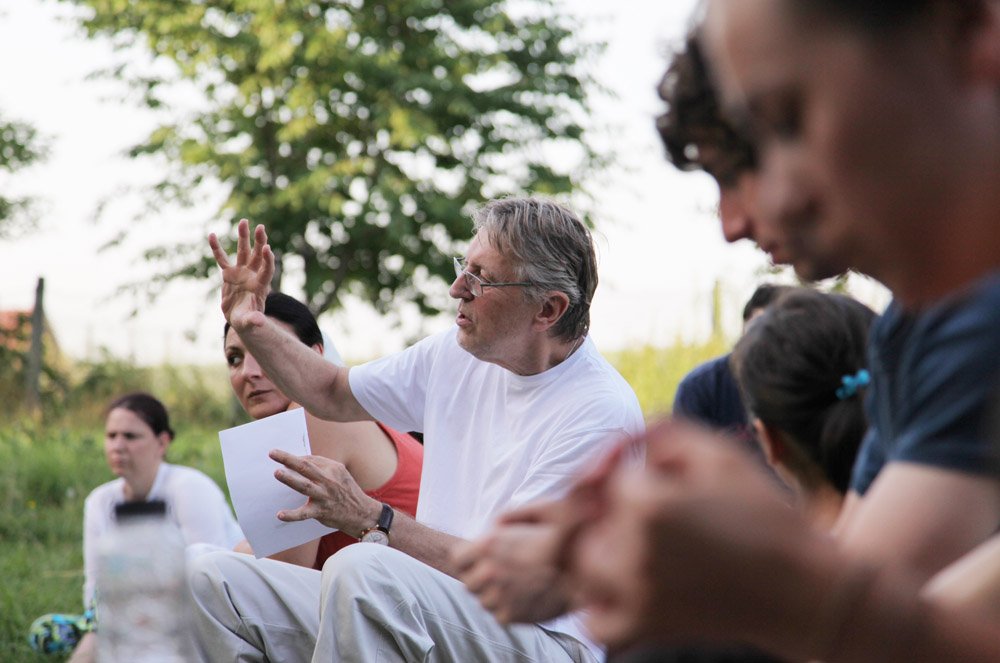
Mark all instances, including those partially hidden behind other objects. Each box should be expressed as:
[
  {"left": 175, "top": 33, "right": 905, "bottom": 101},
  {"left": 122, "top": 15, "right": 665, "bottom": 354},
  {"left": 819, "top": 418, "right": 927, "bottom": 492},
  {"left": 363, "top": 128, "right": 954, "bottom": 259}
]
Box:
[{"left": 70, "top": 392, "right": 241, "bottom": 662}]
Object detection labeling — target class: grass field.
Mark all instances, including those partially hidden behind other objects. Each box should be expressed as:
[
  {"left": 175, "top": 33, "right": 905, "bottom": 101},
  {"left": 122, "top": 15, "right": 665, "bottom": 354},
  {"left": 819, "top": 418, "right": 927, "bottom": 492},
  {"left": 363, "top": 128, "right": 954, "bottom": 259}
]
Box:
[{"left": 0, "top": 338, "right": 729, "bottom": 658}]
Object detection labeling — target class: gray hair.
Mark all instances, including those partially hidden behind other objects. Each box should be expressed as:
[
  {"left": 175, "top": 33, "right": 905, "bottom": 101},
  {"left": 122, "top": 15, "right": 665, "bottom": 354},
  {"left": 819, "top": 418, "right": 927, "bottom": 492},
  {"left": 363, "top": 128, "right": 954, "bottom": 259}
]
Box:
[{"left": 472, "top": 197, "right": 597, "bottom": 342}]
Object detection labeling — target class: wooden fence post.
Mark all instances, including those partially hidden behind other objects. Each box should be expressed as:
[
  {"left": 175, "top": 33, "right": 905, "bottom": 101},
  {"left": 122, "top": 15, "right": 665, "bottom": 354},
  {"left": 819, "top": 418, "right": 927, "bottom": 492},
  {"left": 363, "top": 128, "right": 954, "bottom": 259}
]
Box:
[{"left": 25, "top": 276, "right": 44, "bottom": 418}]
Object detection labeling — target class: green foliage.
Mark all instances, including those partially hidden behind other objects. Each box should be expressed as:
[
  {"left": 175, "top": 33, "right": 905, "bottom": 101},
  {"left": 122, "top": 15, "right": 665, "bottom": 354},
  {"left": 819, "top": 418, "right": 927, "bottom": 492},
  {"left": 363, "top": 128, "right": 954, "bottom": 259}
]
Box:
[
  {"left": 0, "top": 111, "right": 47, "bottom": 238},
  {"left": 609, "top": 336, "right": 734, "bottom": 417},
  {"left": 0, "top": 425, "right": 114, "bottom": 661},
  {"left": 0, "top": 338, "right": 234, "bottom": 428},
  {"left": 0, "top": 424, "right": 229, "bottom": 660},
  {"left": 62, "top": 0, "right": 607, "bottom": 320},
  {"left": 64, "top": 354, "right": 233, "bottom": 428}
]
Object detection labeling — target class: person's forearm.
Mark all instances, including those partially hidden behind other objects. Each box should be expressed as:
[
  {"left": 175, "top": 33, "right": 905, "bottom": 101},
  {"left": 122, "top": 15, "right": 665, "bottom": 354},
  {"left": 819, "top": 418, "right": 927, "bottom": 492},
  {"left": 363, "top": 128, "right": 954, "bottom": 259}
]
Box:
[
  {"left": 826, "top": 568, "right": 1000, "bottom": 663},
  {"left": 67, "top": 632, "right": 96, "bottom": 663},
  {"left": 378, "top": 508, "right": 467, "bottom": 577},
  {"left": 748, "top": 538, "right": 1000, "bottom": 663},
  {"left": 236, "top": 318, "right": 366, "bottom": 421}
]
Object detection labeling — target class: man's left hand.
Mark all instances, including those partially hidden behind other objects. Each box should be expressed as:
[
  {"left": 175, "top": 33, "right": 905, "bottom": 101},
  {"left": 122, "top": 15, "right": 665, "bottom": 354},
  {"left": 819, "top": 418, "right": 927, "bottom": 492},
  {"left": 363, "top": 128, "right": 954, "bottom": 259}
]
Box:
[{"left": 269, "top": 449, "right": 379, "bottom": 537}]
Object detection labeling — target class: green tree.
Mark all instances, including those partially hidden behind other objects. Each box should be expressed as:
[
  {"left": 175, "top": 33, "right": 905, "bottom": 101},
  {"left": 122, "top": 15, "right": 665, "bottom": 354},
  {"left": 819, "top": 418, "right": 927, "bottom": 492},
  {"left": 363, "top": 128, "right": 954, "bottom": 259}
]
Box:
[
  {"left": 63, "top": 0, "right": 605, "bottom": 318},
  {"left": 0, "top": 113, "right": 46, "bottom": 238}
]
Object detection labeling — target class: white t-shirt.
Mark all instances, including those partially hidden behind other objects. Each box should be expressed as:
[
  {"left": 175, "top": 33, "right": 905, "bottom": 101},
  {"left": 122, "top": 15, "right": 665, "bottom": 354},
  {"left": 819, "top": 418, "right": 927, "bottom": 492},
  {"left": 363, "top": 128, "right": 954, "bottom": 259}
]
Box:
[
  {"left": 350, "top": 326, "right": 644, "bottom": 659},
  {"left": 82, "top": 462, "right": 243, "bottom": 606}
]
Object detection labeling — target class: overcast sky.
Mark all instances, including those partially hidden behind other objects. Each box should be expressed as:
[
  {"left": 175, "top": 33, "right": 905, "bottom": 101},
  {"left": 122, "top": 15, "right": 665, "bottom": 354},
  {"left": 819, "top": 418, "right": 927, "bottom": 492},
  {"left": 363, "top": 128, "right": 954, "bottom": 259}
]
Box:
[{"left": 0, "top": 0, "right": 845, "bottom": 366}]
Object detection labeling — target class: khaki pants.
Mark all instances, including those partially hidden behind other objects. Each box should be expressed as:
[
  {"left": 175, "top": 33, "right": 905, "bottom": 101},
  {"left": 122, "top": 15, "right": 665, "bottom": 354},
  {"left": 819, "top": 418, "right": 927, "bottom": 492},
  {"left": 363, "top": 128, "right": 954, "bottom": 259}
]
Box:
[{"left": 187, "top": 545, "right": 597, "bottom": 663}]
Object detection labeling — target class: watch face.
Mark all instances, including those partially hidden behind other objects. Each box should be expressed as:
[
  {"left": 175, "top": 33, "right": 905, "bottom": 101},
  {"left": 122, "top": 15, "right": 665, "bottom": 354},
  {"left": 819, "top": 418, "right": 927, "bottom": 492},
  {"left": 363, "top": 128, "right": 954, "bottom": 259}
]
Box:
[{"left": 361, "top": 529, "right": 389, "bottom": 546}]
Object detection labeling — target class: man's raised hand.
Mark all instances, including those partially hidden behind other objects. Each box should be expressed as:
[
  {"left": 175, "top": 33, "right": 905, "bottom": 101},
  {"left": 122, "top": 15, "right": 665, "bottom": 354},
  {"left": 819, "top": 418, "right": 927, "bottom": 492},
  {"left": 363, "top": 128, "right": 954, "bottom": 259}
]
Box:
[{"left": 208, "top": 219, "right": 274, "bottom": 330}]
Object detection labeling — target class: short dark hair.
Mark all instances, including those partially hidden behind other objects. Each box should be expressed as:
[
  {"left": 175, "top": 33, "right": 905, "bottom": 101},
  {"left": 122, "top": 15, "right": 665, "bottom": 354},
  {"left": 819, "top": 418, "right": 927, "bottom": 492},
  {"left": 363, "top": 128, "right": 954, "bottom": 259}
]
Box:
[
  {"left": 742, "top": 284, "right": 795, "bottom": 322},
  {"left": 656, "top": 31, "right": 756, "bottom": 186},
  {"left": 224, "top": 292, "right": 323, "bottom": 348},
  {"left": 472, "top": 197, "right": 597, "bottom": 342},
  {"left": 106, "top": 392, "right": 175, "bottom": 441},
  {"left": 731, "top": 289, "right": 876, "bottom": 493}
]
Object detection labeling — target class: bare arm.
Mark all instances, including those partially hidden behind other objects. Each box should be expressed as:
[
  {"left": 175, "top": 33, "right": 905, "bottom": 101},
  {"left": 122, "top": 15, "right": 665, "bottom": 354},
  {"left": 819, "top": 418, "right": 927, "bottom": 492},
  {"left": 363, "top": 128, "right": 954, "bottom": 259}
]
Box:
[
  {"left": 67, "top": 632, "right": 96, "bottom": 663},
  {"left": 234, "top": 536, "right": 321, "bottom": 568},
  {"left": 741, "top": 525, "right": 1000, "bottom": 663},
  {"left": 836, "top": 463, "right": 1000, "bottom": 582},
  {"left": 763, "top": 540, "right": 1000, "bottom": 663},
  {"left": 923, "top": 532, "right": 1000, "bottom": 621},
  {"left": 241, "top": 318, "right": 368, "bottom": 421},
  {"left": 382, "top": 510, "right": 468, "bottom": 576},
  {"left": 209, "top": 219, "right": 368, "bottom": 422}
]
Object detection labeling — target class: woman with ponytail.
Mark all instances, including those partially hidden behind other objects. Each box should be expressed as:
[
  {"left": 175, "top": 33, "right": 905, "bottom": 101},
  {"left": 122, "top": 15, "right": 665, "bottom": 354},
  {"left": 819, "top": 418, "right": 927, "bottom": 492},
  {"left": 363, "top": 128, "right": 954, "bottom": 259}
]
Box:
[{"left": 731, "top": 288, "right": 876, "bottom": 528}]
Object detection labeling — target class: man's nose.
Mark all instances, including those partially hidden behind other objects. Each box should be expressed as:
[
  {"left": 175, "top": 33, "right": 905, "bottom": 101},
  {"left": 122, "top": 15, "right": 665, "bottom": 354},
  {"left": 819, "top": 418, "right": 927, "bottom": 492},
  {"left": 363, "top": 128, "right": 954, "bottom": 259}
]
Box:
[
  {"left": 718, "top": 186, "right": 755, "bottom": 244},
  {"left": 449, "top": 273, "right": 472, "bottom": 300}
]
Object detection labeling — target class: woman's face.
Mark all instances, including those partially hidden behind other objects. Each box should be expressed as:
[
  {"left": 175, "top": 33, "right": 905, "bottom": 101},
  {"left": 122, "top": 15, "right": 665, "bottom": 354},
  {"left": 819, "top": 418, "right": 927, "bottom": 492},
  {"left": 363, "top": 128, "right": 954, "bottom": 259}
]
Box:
[
  {"left": 104, "top": 407, "right": 169, "bottom": 480},
  {"left": 225, "top": 322, "right": 295, "bottom": 420}
]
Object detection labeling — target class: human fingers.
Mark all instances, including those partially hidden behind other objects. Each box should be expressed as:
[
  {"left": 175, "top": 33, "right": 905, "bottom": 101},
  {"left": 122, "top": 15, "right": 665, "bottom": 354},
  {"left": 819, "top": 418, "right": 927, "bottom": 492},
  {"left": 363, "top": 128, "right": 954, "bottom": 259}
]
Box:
[
  {"left": 563, "top": 431, "right": 648, "bottom": 522},
  {"left": 208, "top": 233, "right": 231, "bottom": 269},
  {"left": 572, "top": 510, "right": 642, "bottom": 646},
  {"left": 496, "top": 499, "right": 561, "bottom": 526},
  {"left": 475, "top": 583, "right": 506, "bottom": 618},
  {"left": 254, "top": 244, "right": 275, "bottom": 293},
  {"left": 460, "top": 556, "right": 499, "bottom": 596},
  {"left": 273, "top": 464, "right": 316, "bottom": 498},
  {"left": 641, "top": 416, "right": 747, "bottom": 480},
  {"left": 247, "top": 223, "right": 268, "bottom": 271},
  {"left": 574, "top": 434, "right": 634, "bottom": 488},
  {"left": 571, "top": 472, "right": 672, "bottom": 647},
  {"left": 235, "top": 218, "right": 251, "bottom": 265},
  {"left": 270, "top": 450, "right": 343, "bottom": 485},
  {"left": 452, "top": 536, "right": 490, "bottom": 575},
  {"left": 276, "top": 504, "right": 312, "bottom": 522}
]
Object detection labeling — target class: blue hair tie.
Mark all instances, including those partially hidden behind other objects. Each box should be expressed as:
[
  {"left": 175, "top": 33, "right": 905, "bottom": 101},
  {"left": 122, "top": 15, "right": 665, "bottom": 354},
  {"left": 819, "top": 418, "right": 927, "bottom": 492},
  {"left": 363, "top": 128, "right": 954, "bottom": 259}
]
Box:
[{"left": 836, "top": 369, "right": 871, "bottom": 400}]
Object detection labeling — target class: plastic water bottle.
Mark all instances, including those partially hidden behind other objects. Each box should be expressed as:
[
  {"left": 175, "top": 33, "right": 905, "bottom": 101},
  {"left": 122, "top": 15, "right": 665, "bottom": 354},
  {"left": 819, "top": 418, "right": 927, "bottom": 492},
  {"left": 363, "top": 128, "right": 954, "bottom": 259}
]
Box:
[{"left": 95, "top": 500, "right": 193, "bottom": 662}]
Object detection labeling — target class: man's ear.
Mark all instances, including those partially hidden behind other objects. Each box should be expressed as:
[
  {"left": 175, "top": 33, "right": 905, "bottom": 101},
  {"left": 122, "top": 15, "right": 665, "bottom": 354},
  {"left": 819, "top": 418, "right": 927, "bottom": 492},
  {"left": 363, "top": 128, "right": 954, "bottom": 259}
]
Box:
[
  {"left": 311, "top": 343, "right": 324, "bottom": 356},
  {"left": 533, "top": 291, "right": 570, "bottom": 333}
]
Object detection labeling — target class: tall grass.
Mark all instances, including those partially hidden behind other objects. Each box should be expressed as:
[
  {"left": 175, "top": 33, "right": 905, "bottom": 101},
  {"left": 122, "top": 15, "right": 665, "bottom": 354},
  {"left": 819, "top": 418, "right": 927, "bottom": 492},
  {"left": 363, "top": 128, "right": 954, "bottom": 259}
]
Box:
[{"left": 610, "top": 336, "right": 733, "bottom": 417}]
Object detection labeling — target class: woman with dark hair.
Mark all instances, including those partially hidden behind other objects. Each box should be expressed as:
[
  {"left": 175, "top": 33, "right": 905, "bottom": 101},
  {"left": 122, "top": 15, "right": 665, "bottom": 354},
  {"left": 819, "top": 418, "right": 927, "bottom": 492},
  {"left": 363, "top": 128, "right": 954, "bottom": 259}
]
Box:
[
  {"left": 731, "top": 288, "right": 876, "bottom": 528},
  {"left": 52, "top": 393, "right": 243, "bottom": 661},
  {"left": 224, "top": 292, "right": 422, "bottom": 568}
]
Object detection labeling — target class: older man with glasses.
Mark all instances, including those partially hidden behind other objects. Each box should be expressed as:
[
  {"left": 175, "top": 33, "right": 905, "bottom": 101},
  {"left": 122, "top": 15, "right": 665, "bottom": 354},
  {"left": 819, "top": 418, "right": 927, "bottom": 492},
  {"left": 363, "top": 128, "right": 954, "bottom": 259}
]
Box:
[{"left": 189, "top": 196, "right": 644, "bottom": 663}]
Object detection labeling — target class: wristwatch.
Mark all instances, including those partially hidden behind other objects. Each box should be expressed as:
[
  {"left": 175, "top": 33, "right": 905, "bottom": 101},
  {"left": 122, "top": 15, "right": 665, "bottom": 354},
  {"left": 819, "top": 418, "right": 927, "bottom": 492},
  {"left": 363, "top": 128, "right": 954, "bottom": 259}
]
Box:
[{"left": 360, "top": 503, "right": 394, "bottom": 545}]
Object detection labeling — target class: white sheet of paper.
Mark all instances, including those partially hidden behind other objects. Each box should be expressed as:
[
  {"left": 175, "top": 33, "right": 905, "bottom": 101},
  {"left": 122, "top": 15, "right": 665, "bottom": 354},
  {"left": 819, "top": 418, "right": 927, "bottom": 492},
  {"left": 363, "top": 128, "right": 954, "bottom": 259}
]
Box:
[{"left": 219, "top": 408, "right": 334, "bottom": 558}]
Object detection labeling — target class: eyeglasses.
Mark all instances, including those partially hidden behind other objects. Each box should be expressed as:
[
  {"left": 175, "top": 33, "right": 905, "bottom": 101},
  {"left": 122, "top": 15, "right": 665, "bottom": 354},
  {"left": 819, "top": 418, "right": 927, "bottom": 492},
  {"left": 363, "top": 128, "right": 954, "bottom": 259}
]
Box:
[{"left": 453, "top": 257, "right": 533, "bottom": 298}]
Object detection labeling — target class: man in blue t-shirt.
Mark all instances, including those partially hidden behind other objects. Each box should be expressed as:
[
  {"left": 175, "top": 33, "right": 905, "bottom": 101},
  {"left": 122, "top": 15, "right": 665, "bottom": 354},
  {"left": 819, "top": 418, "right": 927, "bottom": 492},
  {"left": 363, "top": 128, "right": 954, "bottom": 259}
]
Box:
[
  {"left": 672, "top": 283, "right": 791, "bottom": 451},
  {"left": 689, "top": 0, "right": 1000, "bottom": 583}
]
